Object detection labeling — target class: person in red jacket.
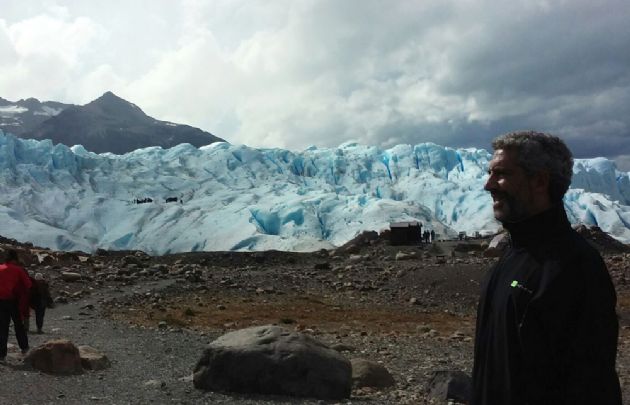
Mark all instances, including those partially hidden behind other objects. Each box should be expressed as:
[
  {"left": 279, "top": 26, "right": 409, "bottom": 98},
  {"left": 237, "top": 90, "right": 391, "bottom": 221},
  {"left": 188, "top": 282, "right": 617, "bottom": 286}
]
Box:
[{"left": 0, "top": 249, "right": 32, "bottom": 362}]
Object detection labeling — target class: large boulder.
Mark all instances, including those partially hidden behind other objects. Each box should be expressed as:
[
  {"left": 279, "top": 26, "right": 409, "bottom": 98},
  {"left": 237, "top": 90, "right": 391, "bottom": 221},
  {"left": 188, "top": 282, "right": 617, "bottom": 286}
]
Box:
[
  {"left": 193, "top": 325, "right": 352, "bottom": 399},
  {"left": 25, "top": 339, "right": 83, "bottom": 375}
]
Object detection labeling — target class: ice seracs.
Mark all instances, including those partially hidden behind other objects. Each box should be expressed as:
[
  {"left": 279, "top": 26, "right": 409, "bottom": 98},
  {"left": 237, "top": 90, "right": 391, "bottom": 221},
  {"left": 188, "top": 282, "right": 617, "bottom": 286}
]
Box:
[{"left": 0, "top": 131, "right": 629, "bottom": 254}]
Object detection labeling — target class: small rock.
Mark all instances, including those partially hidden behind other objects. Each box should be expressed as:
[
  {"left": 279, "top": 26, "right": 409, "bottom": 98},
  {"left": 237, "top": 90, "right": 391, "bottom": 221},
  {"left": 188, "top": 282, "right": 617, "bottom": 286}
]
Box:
[
  {"left": 78, "top": 345, "right": 111, "bottom": 370},
  {"left": 348, "top": 254, "right": 365, "bottom": 263},
  {"left": 144, "top": 379, "right": 163, "bottom": 387},
  {"left": 351, "top": 358, "right": 395, "bottom": 388},
  {"left": 54, "top": 296, "right": 68, "bottom": 304},
  {"left": 60, "top": 272, "right": 82, "bottom": 282},
  {"left": 178, "top": 374, "right": 194, "bottom": 382},
  {"left": 331, "top": 343, "right": 356, "bottom": 353},
  {"left": 395, "top": 252, "right": 414, "bottom": 261},
  {"left": 427, "top": 370, "right": 471, "bottom": 403},
  {"left": 449, "top": 331, "right": 466, "bottom": 340}
]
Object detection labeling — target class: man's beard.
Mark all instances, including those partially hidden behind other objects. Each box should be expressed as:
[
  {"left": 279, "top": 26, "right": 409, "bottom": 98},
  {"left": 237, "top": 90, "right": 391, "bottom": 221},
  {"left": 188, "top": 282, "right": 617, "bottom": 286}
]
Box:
[{"left": 492, "top": 191, "right": 532, "bottom": 223}]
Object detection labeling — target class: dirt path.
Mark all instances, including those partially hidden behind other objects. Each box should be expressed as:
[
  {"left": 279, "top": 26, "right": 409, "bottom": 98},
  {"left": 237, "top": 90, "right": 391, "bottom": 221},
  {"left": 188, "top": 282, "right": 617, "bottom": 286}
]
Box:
[
  {"left": 0, "top": 275, "right": 477, "bottom": 404},
  {"left": 0, "top": 280, "right": 329, "bottom": 404}
]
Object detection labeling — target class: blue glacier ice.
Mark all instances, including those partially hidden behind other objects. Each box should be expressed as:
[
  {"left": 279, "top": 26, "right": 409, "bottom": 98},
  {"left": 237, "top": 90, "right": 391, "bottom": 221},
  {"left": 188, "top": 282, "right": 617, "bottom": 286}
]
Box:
[{"left": 1, "top": 131, "right": 629, "bottom": 254}]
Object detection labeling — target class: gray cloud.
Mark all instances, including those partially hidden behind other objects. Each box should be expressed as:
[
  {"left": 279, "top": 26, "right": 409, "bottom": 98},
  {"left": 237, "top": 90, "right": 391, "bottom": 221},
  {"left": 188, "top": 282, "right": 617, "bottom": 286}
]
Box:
[
  {"left": 0, "top": 0, "right": 629, "bottom": 168},
  {"left": 431, "top": 1, "right": 630, "bottom": 159}
]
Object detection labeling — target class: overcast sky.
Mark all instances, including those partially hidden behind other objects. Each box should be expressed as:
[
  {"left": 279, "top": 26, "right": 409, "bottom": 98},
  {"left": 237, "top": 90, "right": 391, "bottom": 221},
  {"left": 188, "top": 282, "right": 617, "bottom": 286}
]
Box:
[{"left": 2, "top": 0, "right": 630, "bottom": 168}]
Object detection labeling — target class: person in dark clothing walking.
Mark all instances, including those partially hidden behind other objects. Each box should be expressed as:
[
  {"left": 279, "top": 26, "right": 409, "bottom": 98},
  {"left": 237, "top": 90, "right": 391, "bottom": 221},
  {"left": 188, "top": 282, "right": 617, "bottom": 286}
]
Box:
[
  {"left": 472, "top": 131, "right": 622, "bottom": 405},
  {"left": 0, "top": 249, "right": 31, "bottom": 362},
  {"left": 29, "top": 273, "right": 54, "bottom": 334}
]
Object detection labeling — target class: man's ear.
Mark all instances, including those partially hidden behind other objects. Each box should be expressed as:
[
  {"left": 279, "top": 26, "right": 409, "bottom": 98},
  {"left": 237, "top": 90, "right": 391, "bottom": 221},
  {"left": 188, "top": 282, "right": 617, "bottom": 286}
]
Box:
[{"left": 531, "top": 171, "right": 550, "bottom": 195}]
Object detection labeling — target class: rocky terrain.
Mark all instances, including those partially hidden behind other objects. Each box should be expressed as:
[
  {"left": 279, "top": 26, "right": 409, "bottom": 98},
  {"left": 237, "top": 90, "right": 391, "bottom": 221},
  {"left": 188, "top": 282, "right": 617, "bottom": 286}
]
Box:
[{"left": 0, "top": 230, "right": 629, "bottom": 404}]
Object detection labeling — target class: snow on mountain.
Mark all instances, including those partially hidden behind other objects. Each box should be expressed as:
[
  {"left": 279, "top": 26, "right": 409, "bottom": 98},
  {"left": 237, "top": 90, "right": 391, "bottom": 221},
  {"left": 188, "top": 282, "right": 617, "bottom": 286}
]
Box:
[
  {"left": 34, "top": 106, "right": 65, "bottom": 116},
  {"left": 0, "top": 105, "right": 29, "bottom": 114},
  {"left": 0, "top": 97, "right": 71, "bottom": 135},
  {"left": 1, "top": 131, "right": 629, "bottom": 254}
]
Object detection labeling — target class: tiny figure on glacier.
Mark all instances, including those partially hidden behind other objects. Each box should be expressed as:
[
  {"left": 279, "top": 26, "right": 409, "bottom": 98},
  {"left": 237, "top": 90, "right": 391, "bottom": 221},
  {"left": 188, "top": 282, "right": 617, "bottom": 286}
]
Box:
[{"left": 471, "top": 131, "right": 621, "bottom": 405}]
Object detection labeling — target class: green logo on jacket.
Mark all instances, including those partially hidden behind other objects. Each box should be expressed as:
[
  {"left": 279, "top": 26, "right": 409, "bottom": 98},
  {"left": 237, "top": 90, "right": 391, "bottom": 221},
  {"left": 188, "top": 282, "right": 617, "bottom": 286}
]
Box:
[{"left": 510, "top": 280, "right": 532, "bottom": 294}]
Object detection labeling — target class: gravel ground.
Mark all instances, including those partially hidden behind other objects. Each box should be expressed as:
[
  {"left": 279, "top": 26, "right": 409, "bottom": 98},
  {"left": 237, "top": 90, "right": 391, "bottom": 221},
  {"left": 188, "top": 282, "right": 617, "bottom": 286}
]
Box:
[
  {"left": 1, "top": 280, "right": 341, "bottom": 405},
  {"left": 1, "top": 235, "right": 629, "bottom": 404},
  {"left": 0, "top": 279, "right": 473, "bottom": 405}
]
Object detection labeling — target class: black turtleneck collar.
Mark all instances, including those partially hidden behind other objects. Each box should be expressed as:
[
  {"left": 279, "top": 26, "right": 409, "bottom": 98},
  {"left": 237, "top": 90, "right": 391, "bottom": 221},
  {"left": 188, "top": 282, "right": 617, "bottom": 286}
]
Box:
[{"left": 503, "top": 203, "right": 571, "bottom": 248}]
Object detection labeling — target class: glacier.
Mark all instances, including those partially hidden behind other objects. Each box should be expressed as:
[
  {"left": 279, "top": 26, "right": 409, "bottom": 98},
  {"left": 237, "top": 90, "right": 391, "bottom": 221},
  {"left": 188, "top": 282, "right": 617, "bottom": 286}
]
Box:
[{"left": 1, "top": 131, "right": 629, "bottom": 254}]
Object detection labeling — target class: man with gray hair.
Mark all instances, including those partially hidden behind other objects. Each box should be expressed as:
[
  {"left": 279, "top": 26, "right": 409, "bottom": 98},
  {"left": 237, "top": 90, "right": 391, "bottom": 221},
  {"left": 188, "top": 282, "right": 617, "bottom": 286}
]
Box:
[{"left": 471, "top": 131, "right": 621, "bottom": 404}]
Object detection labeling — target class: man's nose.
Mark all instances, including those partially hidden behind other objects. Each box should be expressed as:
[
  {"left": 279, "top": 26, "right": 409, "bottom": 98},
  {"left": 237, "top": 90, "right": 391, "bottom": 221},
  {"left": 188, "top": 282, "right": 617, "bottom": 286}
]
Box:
[{"left": 484, "top": 174, "right": 496, "bottom": 191}]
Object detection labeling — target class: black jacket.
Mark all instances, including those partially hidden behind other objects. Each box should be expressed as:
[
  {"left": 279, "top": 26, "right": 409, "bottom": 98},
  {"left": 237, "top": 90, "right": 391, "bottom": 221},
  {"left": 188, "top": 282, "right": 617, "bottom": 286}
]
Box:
[
  {"left": 29, "top": 277, "right": 54, "bottom": 309},
  {"left": 471, "top": 204, "right": 621, "bottom": 405}
]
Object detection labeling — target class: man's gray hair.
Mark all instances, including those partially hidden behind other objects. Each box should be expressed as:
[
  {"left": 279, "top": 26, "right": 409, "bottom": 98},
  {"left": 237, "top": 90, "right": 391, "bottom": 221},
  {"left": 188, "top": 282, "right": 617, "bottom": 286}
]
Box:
[{"left": 492, "top": 131, "right": 573, "bottom": 201}]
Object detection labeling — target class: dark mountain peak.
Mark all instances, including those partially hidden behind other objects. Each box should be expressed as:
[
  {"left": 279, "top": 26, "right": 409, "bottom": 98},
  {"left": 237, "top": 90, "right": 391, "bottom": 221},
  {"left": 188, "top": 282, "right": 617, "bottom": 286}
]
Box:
[
  {"left": 22, "top": 92, "right": 225, "bottom": 154},
  {"left": 89, "top": 91, "right": 136, "bottom": 108},
  {"left": 85, "top": 91, "right": 147, "bottom": 122},
  {"left": 95, "top": 91, "right": 124, "bottom": 103}
]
